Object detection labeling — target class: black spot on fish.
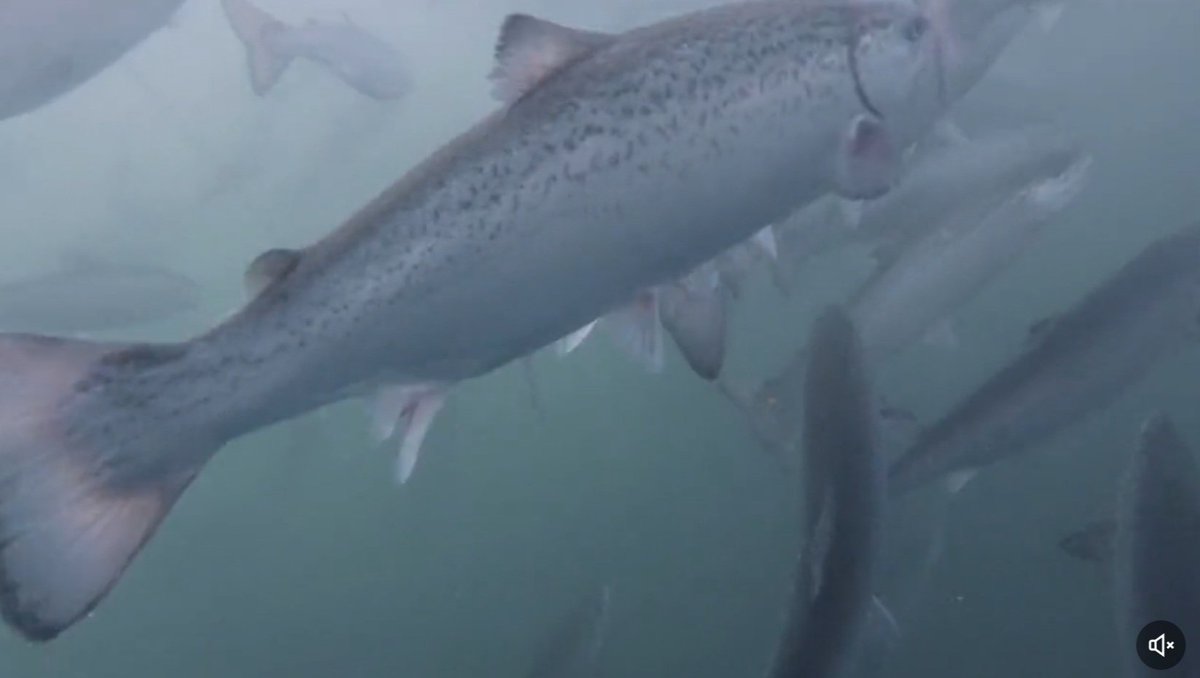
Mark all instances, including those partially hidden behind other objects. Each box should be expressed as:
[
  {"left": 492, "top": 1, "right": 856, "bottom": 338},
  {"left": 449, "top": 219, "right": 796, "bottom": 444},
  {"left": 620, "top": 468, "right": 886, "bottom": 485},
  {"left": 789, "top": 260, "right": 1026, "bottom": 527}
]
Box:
[{"left": 99, "top": 345, "right": 188, "bottom": 370}]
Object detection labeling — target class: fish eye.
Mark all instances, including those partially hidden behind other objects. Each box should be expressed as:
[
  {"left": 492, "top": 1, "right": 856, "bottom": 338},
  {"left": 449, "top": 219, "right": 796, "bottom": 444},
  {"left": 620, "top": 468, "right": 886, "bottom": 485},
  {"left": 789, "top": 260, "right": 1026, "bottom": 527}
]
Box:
[{"left": 903, "top": 15, "right": 929, "bottom": 42}]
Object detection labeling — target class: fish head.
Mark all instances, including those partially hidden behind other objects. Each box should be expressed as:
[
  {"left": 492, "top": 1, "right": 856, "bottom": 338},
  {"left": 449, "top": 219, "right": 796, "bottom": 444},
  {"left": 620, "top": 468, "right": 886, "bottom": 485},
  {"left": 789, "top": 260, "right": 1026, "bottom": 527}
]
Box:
[{"left": 847, "top": 1, "right": 946, "bottom": 123}]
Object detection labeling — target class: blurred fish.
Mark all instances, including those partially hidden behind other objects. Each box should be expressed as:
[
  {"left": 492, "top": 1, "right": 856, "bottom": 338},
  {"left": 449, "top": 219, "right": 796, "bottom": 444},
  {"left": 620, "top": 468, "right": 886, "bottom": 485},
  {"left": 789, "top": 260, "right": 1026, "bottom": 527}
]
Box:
[
  {"left": 527, "top": 585, "right": 613, "bottom": 678},
  {"left": 0, "top": 254, "right": 200, "bottom": 334},
  {"left": 0, "top": 0, "right": 948, "bottom": 641},
  {"left": 222, "top": 0, "right": 411, "bottom": 100},
  {"left": 1058, "top": 519, "right": 1116, "bottom": 564},
  {"left": 769, "top": 308, "right": 884, "bottom": 678},
  {"left": 890, "top": 220, "right": 1200, "bottom": 495},
  {"left": 0, "top": 0, "right": 186, "bottom": 120},
  {"left": 849, "top": 127, "right": 1091, "bottom": 367},
  {"left": 717, "top": 335, "right": 917, "bottom": 473},
  {"left": 1115, "top": 415, "right": 1200, "bottom": 678},
  {"left": 775, "top": 121, "right": 1087, "bottom": 283}
]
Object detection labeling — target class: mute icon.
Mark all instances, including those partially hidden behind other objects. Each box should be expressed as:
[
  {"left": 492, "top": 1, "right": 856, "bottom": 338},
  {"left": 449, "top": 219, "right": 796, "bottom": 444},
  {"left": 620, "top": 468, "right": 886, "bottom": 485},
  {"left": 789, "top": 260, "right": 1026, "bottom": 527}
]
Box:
[
  {"left": 1138, "top": 621, "right": 1185, "bottom": 670},
  {"left": 1148, "top": 633, "right": 1168, "bottom": 658}
]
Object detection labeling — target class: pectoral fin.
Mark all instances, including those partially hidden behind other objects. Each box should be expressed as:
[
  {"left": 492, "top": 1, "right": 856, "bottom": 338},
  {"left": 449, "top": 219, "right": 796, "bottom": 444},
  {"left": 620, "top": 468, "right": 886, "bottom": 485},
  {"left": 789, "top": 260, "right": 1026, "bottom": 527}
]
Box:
[
  {"left": 369, "top": 384, "right": 448, "bottom": 484},
  {"left": 832, "top": 115, "right": 899, "bottom": 200},
  {"left": 659, "top": 277, "right": 728, "bottom": 380}
]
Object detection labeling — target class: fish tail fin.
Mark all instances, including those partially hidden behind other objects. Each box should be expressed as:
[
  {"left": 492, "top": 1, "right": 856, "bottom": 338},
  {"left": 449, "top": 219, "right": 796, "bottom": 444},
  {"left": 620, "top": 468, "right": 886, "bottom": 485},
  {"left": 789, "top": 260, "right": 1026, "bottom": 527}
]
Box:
[
  {"left": 0, "top": 335, "right": 211, "bottom": 641},
  {"left": 221, "top": 0, "right": 294, "bottom": 95}
]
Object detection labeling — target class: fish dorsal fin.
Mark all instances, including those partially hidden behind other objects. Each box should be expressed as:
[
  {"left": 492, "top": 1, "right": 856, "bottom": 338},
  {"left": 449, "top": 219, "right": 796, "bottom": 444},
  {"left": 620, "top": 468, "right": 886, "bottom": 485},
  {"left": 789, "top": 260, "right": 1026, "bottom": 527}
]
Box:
[
  {"left": 243, "top": 248, "right": 300, "bottom": 297},
  {"left": 489, "top": 14, "right": 615, "bottom": 103},
  {"left": 1026, "top": 314, "right": 1058, "bottom": 344}
]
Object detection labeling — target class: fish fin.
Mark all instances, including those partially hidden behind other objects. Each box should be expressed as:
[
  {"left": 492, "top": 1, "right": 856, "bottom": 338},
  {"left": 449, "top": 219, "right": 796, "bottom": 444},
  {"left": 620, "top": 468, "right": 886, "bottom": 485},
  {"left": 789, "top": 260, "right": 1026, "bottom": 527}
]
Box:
[
  {"left": 490, "top": 14, "right": 616, "bottom": 104},
  {"left": 1026, "top": 314, "right": 1057, "bottom": 345},
  {"left": 1033, "top": 3, "right": 1065, "bottom": 32},
  {"left": 604, "top": 291, "right": 664, "bottom": 373},
  {"left": 243, "top": 248, "right": 300, "bottom": 298},
  {"left": 869, "top": 595, "right": 902, "bottom": 643},
  {"left": 659, "top": 279, "right": 727, "bottom": 381},
  {"left": 394, "top": 391, "right": 446, "bottom": 485},
  {"left": 750, "top": 226, "right": 778, "bottom": 260},
  {"left": 0, "top": 335, "right": 209, "bottom": 641},
  {"left": 920, "top": 320, "right": 960, "bottom": 350},
  {"left": 556, "top": 320, "right": 599, "bottom": 356},
  {"left": 369, "top": 384, "right": 416, "bottom": 442},
  {"left": 1057, "top": 519, "right": 1117, "bottom": 564},
  {"left": 945, "top": 469, "right": 977, "bottom": 494},
  {"left": 832, "top": 114, "right": 899, "bottom": 200},
  {"left": 221, "top": 0, "right": 294, "bottom": 95},
  {"left": 369, "top": 385, "right": 448, "bottom": 484}
]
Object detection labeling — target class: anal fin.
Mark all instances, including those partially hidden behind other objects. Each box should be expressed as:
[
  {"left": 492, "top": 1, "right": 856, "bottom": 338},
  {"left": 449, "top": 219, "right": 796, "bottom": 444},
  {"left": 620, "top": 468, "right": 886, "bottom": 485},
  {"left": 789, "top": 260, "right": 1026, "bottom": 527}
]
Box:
[{"left": 369, "top": 384, "right": 448, "bottom": 484}]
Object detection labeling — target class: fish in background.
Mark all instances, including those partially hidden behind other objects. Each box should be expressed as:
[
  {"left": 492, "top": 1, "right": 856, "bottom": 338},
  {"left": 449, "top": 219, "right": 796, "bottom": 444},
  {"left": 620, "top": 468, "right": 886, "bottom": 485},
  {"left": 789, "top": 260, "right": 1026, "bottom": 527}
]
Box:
[
  {"left": 1058, "top": 519, "right": 1116, "bottom": 564},
  {"left": 0, "top": 254, "right": 201, "bottom": 334},
  {"left": 768, "top": 308, "right": 884, "bottom": 678},
  {"left": 1115, "top": 415, "right": 1200, "bottom": 678},
  {"left": 848, "top": 126, "right": 1091, "bottom": 368},
  {"left": 754, "top": 126, "right": 1092, "bottom": 375},
  {"left": 0, "top": 0, "right": 950, "bottom": 641},
  {"left": 889, "top": 220, "right": 1200, "bottom": 496},
  {"left": 774, "top": 120, "right": 1084, "bottom": 285},
  {"left": 0, "top": 0, "right": 187, "bottom": 120},
  {"left": 222, "top": 0, "right": 411, "bottom": 100},
  {"left": 526, "top": 585, "right": 613, "bottom": 678}
]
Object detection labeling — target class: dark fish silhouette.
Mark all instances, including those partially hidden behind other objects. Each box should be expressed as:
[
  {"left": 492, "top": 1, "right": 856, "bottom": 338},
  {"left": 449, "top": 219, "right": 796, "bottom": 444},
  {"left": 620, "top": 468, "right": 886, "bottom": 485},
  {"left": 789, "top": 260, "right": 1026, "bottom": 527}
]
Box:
[
  {"left": 0, "top": 0, "right": 185, "bottom": 120},
  {"left": 769, "top": 308, "right": 884, "bottom": 678}
]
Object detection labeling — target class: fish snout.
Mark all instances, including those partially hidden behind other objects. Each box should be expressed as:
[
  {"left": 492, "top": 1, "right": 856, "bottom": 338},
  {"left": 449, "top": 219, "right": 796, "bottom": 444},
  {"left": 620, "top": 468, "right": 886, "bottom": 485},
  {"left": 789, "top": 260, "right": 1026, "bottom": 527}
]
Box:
[{"left": 848, "top": 1, "right": 948, "bottom": 121}]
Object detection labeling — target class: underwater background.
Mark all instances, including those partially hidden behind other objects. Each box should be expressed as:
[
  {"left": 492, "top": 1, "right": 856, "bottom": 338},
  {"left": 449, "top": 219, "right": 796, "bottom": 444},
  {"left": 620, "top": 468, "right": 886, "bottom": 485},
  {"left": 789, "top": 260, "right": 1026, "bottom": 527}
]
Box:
[{"left": 1, "top": 0, "right": 1199, "bottom": 676}]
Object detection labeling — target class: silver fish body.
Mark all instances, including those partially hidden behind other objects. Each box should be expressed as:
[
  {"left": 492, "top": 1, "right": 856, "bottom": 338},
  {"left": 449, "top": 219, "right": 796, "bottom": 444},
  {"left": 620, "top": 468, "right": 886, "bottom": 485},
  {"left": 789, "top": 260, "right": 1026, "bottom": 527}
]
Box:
[
  {"left": 0, "top": 0, "right": 185, "bottom": 119},
  {"left": 849, "top": 128, "right": 1091, "bottom": 367},
  {"left": 890, "top": 221, "right": 1200, "bottom": 494},
  {"left": 0, "top": 0, "right": 945, "bottom": 641}
]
